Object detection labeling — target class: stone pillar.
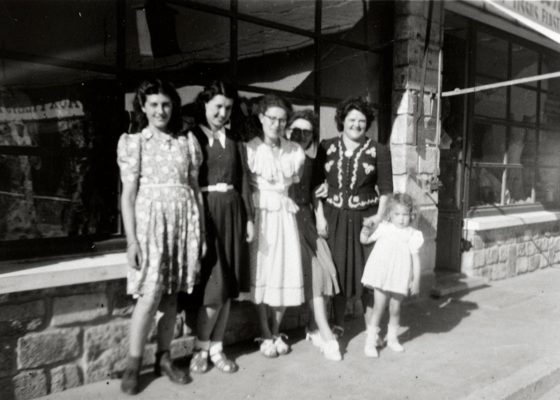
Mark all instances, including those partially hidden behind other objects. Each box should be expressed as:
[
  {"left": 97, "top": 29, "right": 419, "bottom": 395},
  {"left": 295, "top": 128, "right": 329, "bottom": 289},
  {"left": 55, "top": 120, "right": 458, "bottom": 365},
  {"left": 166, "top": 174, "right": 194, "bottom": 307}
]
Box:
[{"left": 391, "top": 0, "right": 444, "bottom": 286}]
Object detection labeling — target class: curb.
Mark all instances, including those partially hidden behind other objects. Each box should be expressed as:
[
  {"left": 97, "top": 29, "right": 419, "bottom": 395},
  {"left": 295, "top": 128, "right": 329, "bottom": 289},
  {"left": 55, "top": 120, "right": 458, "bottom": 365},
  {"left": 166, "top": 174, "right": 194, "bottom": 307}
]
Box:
[{"left": 459, "top": 353, "right": 560, "bottom": 400}]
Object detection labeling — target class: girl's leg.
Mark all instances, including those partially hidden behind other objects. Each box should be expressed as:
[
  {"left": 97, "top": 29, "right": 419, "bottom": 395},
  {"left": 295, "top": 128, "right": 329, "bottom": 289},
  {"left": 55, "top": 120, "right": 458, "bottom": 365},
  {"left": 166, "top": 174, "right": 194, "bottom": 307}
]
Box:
[
  {"left": 364, "top": 288, "right": 388, "bottom": 358},
  {"left": 154, "top": 293, "right": 188, "bottom": 384},
  {"left": 256, "top": 304, "right": 277, "bottom": 358},
  {"left": 362, "top": 289, "right": 374, "bottom": 329},
  {"left": 387, "top": 294, "right": 405, "bottom": 352},
  {"left": 208, "top": 300, "right": 238, "bottom": 373},
  {"left": 190, "top": 303, "right": 221, "bottom": 373}
]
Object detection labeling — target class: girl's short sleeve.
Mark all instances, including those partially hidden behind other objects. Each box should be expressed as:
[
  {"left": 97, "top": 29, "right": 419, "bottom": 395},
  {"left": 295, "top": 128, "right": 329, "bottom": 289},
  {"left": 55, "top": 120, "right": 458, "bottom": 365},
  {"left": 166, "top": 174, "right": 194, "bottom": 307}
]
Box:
[
  {"left": 369, "top": 221, "right": 388, "bottom": 242},
  {"left": 408, "top": 229, "right": 424, "bottom": 254},
  {"left": 116, "top": 133, "right": 141, "bottom": 184}
]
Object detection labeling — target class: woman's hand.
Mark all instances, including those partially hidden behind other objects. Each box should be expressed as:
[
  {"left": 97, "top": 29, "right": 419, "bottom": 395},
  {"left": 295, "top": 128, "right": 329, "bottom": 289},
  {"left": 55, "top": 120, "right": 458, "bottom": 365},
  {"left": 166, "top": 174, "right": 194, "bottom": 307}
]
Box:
[
  {"left": 200, "top": 237, "right": 207, "bottom": 258},
  {"left": 316, "top": 216, "right": 329, "bottom": 238},
  {"left": 246, "top": 220, "right": 255, "bottom": 243},
  {"left": 314, "top": 182, "right": 328, "bottom": 199},
  {"left": 127, "top": 242, "right": 142, "bottom": 271}
]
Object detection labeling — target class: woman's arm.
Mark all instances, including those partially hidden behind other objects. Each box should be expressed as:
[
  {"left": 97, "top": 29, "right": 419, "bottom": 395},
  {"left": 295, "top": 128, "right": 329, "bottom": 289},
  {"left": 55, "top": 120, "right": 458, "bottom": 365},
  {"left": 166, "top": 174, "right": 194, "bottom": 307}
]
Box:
[
  {"left": 121, "top": 180, "right": 141, "bottom": 270},
  {"left": 238, "top": 141, "right": 254, "bottom": 242}
]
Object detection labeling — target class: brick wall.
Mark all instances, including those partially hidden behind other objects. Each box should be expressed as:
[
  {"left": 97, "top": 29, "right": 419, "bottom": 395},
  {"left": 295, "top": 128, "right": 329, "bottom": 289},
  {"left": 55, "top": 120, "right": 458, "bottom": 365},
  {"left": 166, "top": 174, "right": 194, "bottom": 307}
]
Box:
[
  {"left": 462, "top": 222, "right": 560, "bottom": 281},
  {"left": 391, "top": 0, "right": 443, "bottom": 278},
  {"left": 0, "top": 279, "right": 308, "bottom": 400}
]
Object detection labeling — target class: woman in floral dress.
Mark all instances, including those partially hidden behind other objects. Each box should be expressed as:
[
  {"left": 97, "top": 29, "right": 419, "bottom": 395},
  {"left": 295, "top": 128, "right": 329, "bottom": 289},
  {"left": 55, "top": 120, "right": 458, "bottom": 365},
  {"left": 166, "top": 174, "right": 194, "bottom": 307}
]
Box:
[{"left": 118, "top": 79, "right": 203, "bottom": 394}]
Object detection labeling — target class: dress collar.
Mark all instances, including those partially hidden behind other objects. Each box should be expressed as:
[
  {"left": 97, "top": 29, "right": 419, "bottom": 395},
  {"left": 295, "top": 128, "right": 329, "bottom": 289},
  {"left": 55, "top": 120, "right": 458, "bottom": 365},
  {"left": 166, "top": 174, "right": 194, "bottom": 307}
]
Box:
[{"left": 199, "top": 124, "right": 226, "bottom": 148}]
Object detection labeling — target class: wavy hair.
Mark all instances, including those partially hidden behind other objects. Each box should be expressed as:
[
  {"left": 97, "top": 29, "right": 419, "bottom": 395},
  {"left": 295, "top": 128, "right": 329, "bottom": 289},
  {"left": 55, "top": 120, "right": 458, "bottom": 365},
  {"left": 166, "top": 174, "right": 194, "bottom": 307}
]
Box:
[
  {"left": 131, "top": 79, "right": 182, "bottom": 134},
  {"left": 334, "top": 97, "right": 375, "bottom": 132}
]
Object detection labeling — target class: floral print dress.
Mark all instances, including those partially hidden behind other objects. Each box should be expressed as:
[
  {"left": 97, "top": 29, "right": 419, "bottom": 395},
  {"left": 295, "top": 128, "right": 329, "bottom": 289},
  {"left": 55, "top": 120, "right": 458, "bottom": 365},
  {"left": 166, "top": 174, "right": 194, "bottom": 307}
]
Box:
[{"left": 117, "top": 127, "right": 202, "bottom": 296}]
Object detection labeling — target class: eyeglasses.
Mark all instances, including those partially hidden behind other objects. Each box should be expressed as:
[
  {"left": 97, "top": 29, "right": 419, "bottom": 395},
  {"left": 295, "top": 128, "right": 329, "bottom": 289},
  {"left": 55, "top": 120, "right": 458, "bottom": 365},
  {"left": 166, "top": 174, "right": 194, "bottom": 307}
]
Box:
[
  {"left": 263, "top": 114, "right": 287, "bottom": 126},
  {"left": 289, "top": 127, "right": 314, "bottom": 141}
]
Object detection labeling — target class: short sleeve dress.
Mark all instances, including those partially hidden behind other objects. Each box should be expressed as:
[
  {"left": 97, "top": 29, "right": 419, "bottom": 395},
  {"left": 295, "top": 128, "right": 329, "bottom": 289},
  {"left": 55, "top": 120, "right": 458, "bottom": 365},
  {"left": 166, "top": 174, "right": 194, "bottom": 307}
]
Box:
[
  {"left": 316, "top": 137, "right": 393, "bottom": 298},
  {"left": 361, "top": 221, "right": 424, "bottom": 296},
  {"left": 245, "top": 137, "right": 306, "bottom": 307},
  {"left": 117, "top": 127, "right": 202, "bottom": 297}
]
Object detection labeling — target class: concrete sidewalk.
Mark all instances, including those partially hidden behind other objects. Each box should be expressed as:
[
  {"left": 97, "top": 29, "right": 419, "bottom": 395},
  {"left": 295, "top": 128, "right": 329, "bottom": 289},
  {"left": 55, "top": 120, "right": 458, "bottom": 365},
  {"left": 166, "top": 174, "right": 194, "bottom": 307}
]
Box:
[{"left": 39, "top": 267, "right": 560, "bottom": 400}]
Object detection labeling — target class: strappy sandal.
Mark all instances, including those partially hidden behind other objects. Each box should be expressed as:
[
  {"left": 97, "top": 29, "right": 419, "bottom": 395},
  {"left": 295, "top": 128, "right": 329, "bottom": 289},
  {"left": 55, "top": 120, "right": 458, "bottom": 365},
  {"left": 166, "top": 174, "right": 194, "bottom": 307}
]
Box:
[
  {"left": 255, "top": 338, "right": 278, "bottom": 358},
  {"left": 189, "top": 350, "right": 209, "bottom": 373},
  {"left": 210, "top": 351, "right": 238, "bottom": 373}
]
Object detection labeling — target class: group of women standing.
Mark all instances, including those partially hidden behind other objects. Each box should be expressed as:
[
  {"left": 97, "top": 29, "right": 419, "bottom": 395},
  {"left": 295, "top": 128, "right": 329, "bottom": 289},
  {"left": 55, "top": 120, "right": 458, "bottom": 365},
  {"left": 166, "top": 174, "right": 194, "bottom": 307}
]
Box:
[{"left": 117, "top": 78, "right": 393, "bottom": 394}]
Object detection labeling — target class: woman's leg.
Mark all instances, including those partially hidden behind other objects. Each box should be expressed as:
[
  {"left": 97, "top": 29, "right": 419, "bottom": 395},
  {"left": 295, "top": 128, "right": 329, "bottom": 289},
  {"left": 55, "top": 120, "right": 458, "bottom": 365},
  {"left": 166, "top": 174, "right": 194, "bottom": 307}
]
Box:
[
  {"left": 207, "top": 300, "right": 238, "bottom": 372},
  {"left": 332, "top": 294, "right": 347, "bottom": 334},
  {"left": 387, "top": 294, "right": 405, "bottom": 352},
  {"left": 256, "top": 304, "right": 277, "bottom": 357},
  {"left": 209, "top": 300, "right": 230, "bottom": 342},
  {"left": 154, "top": 293, "right": 188, "bottom": 384},
  {"left": 270, "top": 306, "right": 289, "bottom": 355},
  {"left": 312, "top": 296, "right": 335, "bottom": 342}
]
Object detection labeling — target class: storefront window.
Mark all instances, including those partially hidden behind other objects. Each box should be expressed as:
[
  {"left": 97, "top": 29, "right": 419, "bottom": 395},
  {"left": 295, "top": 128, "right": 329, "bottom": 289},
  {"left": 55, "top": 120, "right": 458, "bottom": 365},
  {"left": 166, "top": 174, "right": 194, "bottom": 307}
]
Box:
[{"left": 468, "top": 27, "right": 560, "bottom": 211}]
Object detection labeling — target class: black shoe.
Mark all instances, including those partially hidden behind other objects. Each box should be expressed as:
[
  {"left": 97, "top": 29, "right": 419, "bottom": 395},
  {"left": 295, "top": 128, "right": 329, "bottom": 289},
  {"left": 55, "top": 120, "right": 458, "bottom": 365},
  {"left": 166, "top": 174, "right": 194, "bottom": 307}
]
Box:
[{"left": 155, "top": 351, "right": 189, "bottom": 384}]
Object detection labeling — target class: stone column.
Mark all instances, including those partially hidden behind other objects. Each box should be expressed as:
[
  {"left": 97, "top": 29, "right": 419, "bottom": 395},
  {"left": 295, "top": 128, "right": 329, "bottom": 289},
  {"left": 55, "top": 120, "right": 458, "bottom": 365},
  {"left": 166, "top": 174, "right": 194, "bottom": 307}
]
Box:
[{"left": 391, "top": 0, "right": 444, "bottom": 285}]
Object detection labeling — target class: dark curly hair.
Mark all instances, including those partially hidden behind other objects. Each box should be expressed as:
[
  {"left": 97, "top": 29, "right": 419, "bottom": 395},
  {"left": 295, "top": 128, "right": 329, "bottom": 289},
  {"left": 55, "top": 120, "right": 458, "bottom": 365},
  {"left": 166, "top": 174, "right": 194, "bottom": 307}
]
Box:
[
  {"left": 258, "top": 94, "right": 292, "bottom": 116},
  {"left": 132, "top": 79, "right": 182, "bottom": 134},
  {"left": 195, "top": 80, "right": 238, "bottom": 127},
  {"left": 334, "top": 97, "right": 375, "bottom": 132},
  {"left": 287, "top": 109, "right": 319, "bottom": 143}
]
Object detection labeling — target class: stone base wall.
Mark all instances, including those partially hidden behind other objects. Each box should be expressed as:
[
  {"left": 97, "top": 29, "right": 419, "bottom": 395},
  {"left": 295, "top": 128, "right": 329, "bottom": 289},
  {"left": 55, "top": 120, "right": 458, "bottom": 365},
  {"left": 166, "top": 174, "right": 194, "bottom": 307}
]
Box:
[
  {"left": 461, "top": 222, "right": 560, "bottom": 281},
  {"left": 0, "top": 279, "right": 309, "bottom": 400}
]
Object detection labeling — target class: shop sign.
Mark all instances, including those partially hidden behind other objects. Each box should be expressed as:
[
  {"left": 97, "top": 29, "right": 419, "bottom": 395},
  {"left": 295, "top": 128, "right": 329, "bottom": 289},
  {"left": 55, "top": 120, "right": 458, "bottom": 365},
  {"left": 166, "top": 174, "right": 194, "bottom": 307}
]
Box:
[
  {"left": 485, "top": 0, "right": 560, "bottom": 43},
  {"left": 0, "top": 100, "right": 85, "bottom": 122}
]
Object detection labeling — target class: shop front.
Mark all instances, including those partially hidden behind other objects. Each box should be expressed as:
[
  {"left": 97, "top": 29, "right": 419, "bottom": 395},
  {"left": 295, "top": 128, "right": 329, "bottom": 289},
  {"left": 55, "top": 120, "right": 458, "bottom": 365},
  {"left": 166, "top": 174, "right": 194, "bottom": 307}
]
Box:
[{"left": 436, "top": 0, "right": 560, "bottom": 281}]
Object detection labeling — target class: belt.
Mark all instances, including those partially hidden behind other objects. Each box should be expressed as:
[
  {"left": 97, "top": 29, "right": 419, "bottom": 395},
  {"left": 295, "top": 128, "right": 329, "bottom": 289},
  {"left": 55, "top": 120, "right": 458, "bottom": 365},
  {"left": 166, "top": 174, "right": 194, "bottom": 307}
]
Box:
[{"left": 201, "top": 183, "right": 234, "bottom": 192}]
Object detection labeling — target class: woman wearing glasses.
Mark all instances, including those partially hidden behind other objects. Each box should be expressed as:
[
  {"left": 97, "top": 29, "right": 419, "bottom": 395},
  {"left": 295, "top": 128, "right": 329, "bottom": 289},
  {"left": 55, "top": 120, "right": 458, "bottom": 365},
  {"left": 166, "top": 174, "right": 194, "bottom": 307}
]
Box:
[
  {"left": 286, "top": 110, "right": 342, "bottom": 361},
  {"left": 245, "top": 94, "right": 305, "bottom": 358}
]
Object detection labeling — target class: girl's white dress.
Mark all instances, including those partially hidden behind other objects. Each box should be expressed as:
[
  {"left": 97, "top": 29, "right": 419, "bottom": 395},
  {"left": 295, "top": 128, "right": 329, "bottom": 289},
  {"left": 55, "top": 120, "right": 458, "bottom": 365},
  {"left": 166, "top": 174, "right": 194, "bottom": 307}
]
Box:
[
  {"left": 245, "top": 137, "right": 306, "bottom": 307},
  {"left": 361, "top": 221, "right": 424, "bottom": 295}
]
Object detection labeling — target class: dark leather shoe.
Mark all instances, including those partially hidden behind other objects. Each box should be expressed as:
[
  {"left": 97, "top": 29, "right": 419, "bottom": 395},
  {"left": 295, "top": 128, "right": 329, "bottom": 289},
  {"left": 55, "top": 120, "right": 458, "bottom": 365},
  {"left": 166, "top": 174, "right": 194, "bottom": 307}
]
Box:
[
  {"left": 121, "top": 356, "right": 141, "bottom": 395},
  {"left": 155, "top": 351, "right": 189, "bottom": 384}
]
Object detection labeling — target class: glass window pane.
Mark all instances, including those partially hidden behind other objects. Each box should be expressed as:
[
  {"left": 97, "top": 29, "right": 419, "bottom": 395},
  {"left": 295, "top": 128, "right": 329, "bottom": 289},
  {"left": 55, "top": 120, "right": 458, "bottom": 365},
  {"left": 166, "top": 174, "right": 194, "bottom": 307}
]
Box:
[
  {"left": 0, "top": 63, "right": 121, "bottom": 241},
  {"left": 540, "top": 79, "right": 560, "bottom": 128},
  {"left": 506, "top": 166, "right": 534, "bottom": 205},
  {"left": 189, "top": 0, "right": 230, "bottom": 10},
  {"left": 322, "top": 0, "right": 387, "bottom": 47},
  {"left": 126, "top": 5, "right": 230, "bottom": 78},
  {"left": 474, "top": 77, "right": 507, "bottom": 119},
  {"left": 321, "top": 44, "right": 379, "bottom": 100},
  {"left": 510, "top": 87, "right": 537, "bottom": 123},
  {"left": 237, "top": 22, "right": 315, "bottom": 97},
  {"left": 536, "top": 168, "right": 560, "bottom": 203},
  {"left": 539, "top": 130, "right": 560, "bottom": 167},
  {"left": 476, "top": 32, "right": 508, "bottom": 79},
  {"left": 511, "top": 44, "right": 538, "bottom": 88},
  {"left": 472, "top": 123, "right": 506, "bottom": 163},
  {"left": 239, "top": 1, "right": 315, "bottom": 31},
  {"left": 469, "top": 167, "right": 504, "bottom": 207},
  {"left": 1, "top": 0, "right": 117, "bottom": 66}
]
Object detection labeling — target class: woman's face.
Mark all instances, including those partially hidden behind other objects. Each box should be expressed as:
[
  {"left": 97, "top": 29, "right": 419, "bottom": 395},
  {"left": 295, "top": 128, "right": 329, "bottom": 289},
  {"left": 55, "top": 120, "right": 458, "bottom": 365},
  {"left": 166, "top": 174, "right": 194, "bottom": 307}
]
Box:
[
  {"left": 205, "top": 94, "right": 234, "bottom": 131},
  {"left": 259, "top": 106, "right": 287, "bottom": 142},
  {"left": 287, "top": 118, "right": 314, "bottom": 150},
  {"left": 342, "top": 109, "right": 367, "bottom": 142},
  {"left": 141, "top": 93, "right": 172, "bottom": 131}
]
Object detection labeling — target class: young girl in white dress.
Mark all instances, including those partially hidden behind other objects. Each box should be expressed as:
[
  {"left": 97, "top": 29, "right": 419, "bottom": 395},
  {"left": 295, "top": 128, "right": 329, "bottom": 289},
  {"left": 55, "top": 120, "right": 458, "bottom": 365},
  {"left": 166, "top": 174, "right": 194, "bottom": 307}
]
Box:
[{"left": 360, "top": 192, "right": 423, "bottom": 358}]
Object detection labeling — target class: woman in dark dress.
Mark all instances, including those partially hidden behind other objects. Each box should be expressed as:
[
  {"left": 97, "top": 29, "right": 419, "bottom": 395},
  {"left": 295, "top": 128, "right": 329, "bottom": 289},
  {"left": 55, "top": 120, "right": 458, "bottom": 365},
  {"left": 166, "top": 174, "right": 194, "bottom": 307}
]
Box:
[
  {"left": 184, "top": 81, "right": 254, "bottom": 373},
  {"left": 286, "top": 110, "right": 341, "bottom": 361},
  {"left": 316, "top": 97, "right": 393, "bottom": 338}
]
